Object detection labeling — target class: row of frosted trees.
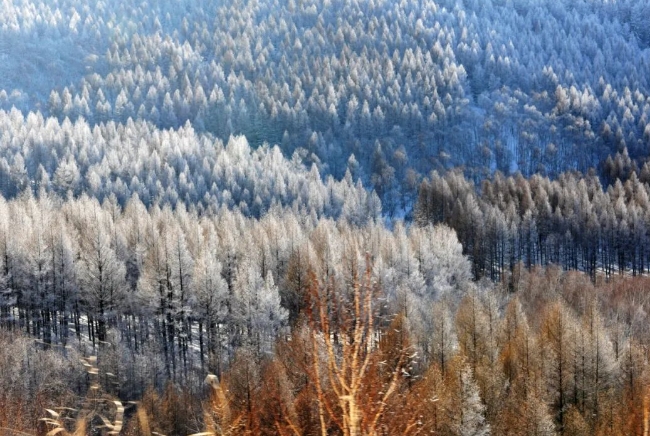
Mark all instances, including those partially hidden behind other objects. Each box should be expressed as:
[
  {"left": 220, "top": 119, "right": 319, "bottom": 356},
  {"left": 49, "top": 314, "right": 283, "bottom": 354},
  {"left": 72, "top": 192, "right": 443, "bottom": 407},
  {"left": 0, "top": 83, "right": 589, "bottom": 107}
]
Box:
[
  {"left": 0, "top": 189, "right": 469, "bottom": 390},
  {"left": 0, "top": 109, "right": 381, "bottom": 222},
  {"left": 415, "top": 166, "right": 650, "bottom": 280}
]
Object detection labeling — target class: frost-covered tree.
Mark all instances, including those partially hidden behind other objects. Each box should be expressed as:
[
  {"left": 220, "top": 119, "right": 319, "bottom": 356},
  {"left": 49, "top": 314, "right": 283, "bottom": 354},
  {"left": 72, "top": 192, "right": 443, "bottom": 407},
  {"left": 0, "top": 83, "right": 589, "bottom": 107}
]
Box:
[
  {"left": 453, "top": 363, "right": 491, "bottom": 436},
  {"left": 76, "top": 201, "right": 126, "bottom": 343}
]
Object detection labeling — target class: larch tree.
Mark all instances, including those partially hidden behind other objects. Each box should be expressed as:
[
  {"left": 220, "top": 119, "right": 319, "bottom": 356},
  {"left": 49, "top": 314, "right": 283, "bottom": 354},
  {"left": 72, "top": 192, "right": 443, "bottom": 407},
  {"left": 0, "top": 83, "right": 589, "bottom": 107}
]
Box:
[
  {"left": 192, "top": 236, "right": 229, "bottom": 374},
  {"left": 539, "top": 299, "right": 578, "bottom": 433},
  {"left": 429, "top": 300, "right": 458, "bottom": 374},
  {"left": 76, "top": 203, "right": 127, "bottom": 344},
  {"left": 439, "top": 358, "right": 492, "bottom": 436}
]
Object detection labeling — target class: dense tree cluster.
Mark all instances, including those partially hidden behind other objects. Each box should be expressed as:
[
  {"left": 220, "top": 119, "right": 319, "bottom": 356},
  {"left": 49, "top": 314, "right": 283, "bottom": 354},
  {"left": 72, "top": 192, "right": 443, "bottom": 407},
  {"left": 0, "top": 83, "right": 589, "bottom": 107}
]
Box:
[
  {"left": 3, "top": 0, "right": 650, "bottom": 212},
  {"left": 0, "top": 191, "right": 468, "bottom": 389},
  {"left": 415, "top": 160, "right": 650, "bottom": 280},
  {"left": 203, "top": 267, "right": 650, "bottom": 435},
  {"left": 0, "top": 108, "right": 380, "bottom": 220}
]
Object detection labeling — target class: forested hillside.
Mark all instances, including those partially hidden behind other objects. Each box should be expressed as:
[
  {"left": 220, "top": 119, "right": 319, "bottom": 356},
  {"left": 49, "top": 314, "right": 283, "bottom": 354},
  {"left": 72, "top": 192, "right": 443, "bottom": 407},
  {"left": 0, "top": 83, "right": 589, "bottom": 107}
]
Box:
[
  {"left": 2, "top": 0, "right": 650, "bottom": 212},
  {"left": 2, "top": 0, "right": 650, "bottom": 434}
]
